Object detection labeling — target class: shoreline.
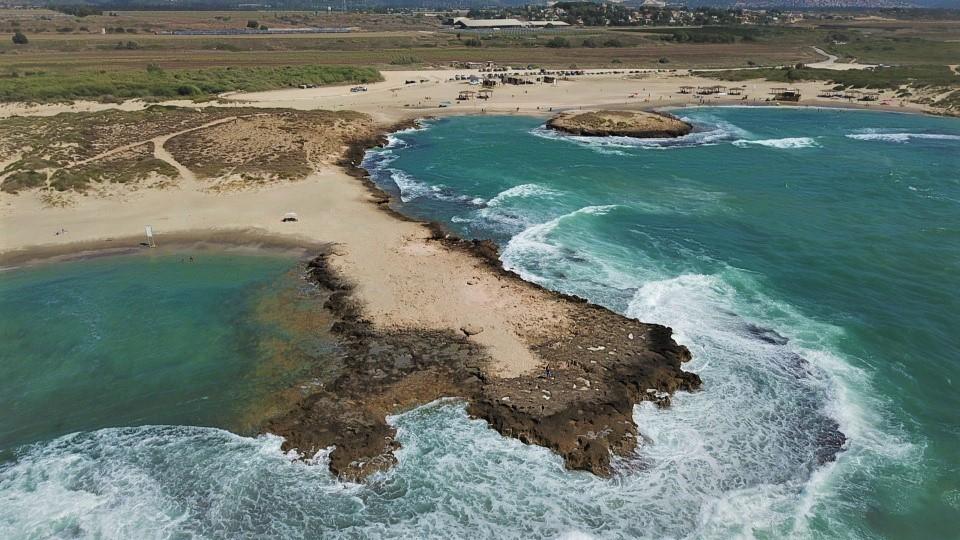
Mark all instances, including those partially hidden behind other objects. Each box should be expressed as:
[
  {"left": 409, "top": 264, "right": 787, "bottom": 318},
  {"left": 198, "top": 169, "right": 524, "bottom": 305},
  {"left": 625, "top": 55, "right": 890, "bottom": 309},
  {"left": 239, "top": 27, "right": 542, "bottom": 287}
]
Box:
[
  {"left": 0, "top": 67, "right": 952, "bottom": 123},
  {"left": 0, "top": 228, "right": 327, "bottom": 270}
]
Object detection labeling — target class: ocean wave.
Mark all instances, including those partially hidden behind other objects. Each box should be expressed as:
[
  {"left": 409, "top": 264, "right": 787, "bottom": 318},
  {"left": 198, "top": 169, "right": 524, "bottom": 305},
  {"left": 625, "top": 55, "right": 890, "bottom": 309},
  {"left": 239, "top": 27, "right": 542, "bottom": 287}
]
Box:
[
  {"left": 623, "top": 270, "right": 918, "bottom": 538},
  {"left": 471, "top": 184, "right": 565, "bottom": 233},
  {"left": 0, "top": 399, "right": 864, "bottom": 540},
  {"left": 388, "top": 169, "right": 431, "bottom": 202},
  {"left": 384, "top": 123, "right": 430, "bottom": 149},
  {"left": 384, "top": 169, "right": 485, "bottom": 206},
  {"left": 845, "top": 130, "right": 960, "bottom": 144},
  {"left": 732, "top": 137, "right": 820, "bottom": 149},
  {"left": 486, "top": 183, "right": 560, "bottom": 207},
  {"left": 500, "top": 205, "right": 620, "bottom": 282}
]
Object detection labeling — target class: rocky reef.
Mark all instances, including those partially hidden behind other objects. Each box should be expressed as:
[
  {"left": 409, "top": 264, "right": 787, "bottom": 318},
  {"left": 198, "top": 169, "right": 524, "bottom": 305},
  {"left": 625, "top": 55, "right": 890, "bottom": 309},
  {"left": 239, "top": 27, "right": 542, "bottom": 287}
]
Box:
[
  {"left": 547, "top": 110, "right": 692, "bottom": 138},
  {"left": 266, "top": 247, "right": 700, "bottom": 482}
]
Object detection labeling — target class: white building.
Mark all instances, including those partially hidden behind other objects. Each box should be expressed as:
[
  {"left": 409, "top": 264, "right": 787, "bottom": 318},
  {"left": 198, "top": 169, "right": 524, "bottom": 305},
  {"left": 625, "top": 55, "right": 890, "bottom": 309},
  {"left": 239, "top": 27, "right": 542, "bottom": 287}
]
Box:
[{"left": 452, "top": 18, "right": 570, "bottom": 29}]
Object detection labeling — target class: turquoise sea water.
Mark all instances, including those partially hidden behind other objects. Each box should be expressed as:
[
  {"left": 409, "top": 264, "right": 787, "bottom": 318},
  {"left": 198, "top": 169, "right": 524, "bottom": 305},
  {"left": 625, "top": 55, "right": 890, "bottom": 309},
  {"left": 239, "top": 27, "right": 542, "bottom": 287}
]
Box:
[
  {"left": 0, "top": 251, "right": 311, "bottom": 458},
  {"left": 361, "top": 108, "right": 960, "bottom": 538},
  {"left": 1, "top": 108, "right": 958, "bottom": 539}
]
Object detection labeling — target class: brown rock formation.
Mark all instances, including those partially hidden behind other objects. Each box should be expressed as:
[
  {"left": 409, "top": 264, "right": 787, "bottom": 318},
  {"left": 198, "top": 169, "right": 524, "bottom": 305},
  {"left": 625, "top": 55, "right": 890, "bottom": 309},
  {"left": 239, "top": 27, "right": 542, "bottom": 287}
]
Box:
[
  {"left": 266, "top": 248, "right": 700, "bottom": 482},
  {"left": 547, "top": 110, "right": 692, "bottom": 138}
]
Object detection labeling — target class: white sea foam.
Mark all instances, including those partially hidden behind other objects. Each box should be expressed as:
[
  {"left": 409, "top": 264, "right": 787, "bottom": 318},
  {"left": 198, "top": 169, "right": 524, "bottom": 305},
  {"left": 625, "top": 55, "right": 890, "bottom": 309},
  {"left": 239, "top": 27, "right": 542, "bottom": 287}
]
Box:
[
  {"left": 845, "top": 129, "right": 960, "bottom": 144},
  {"left": 486, "top": 183, "right": 560, "bottom": 207},
  {"left": 732, "top": 137, "right": 820, "bottom": 149},
  {"left": 383, "top": 123, "right": 429, "bottom": 149},
  {"left": 500, "top": 205, "right": 620, "bottom": 284},
  {"left": 384, "top": 133, "right": 407, "bottom": 149},
  {"left": 389, "top": 169, "right": 431, "bottom": 202},
  {"left": 384, "top": 169, "right": 485, "bottom": 206},
  {"left": 623, "top": 269, "right": 918, "bottom": 539}
]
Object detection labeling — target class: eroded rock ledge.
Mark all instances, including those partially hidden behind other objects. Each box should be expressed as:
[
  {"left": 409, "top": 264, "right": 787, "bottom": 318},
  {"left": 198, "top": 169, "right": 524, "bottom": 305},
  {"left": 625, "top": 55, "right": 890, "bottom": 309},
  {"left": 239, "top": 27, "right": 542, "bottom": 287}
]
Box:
[
  {"left": 266, "top": 247, "right": 701, "bottom": 482},
  {"left": 547, "top": 110, "right": 692, "bottom": 138}
]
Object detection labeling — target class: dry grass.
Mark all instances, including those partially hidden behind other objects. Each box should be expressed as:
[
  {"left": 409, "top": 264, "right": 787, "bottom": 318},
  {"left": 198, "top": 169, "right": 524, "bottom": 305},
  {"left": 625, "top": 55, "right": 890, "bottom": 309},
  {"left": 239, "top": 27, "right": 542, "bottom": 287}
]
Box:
[
  {"left": 165, "top": 109, "right": 376, "bottom": 189},
  {"left": 0, "top": 106, "right": 380, "bottom": 195}
]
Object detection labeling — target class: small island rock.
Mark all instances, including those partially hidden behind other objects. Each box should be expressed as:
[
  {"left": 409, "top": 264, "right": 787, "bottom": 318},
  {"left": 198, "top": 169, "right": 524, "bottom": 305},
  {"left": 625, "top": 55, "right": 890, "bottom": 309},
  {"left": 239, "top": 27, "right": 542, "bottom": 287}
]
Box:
[{"left": 546, "top": 110, "right": 692, "bottom": 138}]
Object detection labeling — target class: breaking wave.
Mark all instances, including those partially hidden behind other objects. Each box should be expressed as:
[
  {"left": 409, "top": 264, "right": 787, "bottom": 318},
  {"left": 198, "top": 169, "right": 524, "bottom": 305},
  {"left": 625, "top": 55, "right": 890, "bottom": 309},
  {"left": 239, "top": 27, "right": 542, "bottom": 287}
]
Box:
[
  {"left": 733, "top": 137, "right": 820, "bottom": 149},
  {"left": 845, "top": 129, "right": 960, "bottom": 144},
  {"left": 500, "top": 205, "right": 622, "bottom": 285},
  {"left": 486, "top": 183, "right": 560, "bottom": 207},
  {"left": 494, "top": 203, "right": 915, "bottom": 538},
  {"left": 365, "top": 153, "right": 484, "bottom": 206}
]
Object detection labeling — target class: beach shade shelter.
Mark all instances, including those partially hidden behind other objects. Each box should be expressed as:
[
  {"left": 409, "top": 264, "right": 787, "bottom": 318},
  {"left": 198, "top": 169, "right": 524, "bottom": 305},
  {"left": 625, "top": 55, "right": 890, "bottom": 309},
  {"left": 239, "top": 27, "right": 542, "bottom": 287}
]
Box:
[
  {"left": 505, "top": 76, "right": 531, "bottom": 85},
  {"left": 678, "top": 85, "right": 695, "bottom": 94},
  {"left": 711, "top": 85, "right": 727, "bottom": 94},
  {"left": 282, "top": 212, "right": 299, "bottom": 222},
  {"left": 727, "top": 87, "right": 743, "bottom": 96},
  {"left": 457, "top": 90, "right": 477, "bottom": 101},
  {"left": 770, "top": 88, "right": 801, "bottom": 102},
  {"left": 478, "top": 89, "right": 493, "bottom": 100},
  {"left": 859, "top": 91, "right": 880, "bottom": 101}
]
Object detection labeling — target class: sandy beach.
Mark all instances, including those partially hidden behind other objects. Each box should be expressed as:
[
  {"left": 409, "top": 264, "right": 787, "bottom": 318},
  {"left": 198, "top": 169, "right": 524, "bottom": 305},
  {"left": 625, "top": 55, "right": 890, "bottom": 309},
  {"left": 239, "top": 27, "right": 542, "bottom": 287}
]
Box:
[{"left": 0, "top": 67, "right": 935, "bottom": 122}]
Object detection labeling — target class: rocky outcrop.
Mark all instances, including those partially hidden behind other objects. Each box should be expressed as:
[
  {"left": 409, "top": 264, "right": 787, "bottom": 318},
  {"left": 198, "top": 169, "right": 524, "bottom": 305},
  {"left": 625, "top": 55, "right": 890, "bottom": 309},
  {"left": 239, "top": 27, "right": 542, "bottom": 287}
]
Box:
[
  {"left": 265, "top": 252, "right": 700, "bottom": 482},
  {"left": 265, "top": 120, "right": 701, "bottom": 481},
  {"left": 468, "top": 306, "right": 700, "bottom": 475},
  {"left": 547, "top": 110, "right": 692, "bottom": 138}
]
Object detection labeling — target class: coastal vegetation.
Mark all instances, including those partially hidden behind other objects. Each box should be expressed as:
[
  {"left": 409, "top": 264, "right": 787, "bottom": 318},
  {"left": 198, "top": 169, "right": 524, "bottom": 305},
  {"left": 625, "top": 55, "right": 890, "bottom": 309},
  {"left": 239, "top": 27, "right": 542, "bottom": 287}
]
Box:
[
  {"left": 0, "top": 65, "right": 382, "bottom": 103},
  {"left": 703, "top": 64, "right": 959, "bottom": 90},
  {"left": 0, "top": 106, "right": 378, "bottom": 195}
]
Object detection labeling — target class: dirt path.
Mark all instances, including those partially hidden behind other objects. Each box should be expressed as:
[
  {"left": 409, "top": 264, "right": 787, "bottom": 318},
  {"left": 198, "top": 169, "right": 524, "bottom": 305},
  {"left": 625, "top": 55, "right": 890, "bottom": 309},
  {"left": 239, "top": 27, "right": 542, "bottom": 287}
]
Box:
[{"left": 807, "top": 47, "right": 877, "bottom": 71}]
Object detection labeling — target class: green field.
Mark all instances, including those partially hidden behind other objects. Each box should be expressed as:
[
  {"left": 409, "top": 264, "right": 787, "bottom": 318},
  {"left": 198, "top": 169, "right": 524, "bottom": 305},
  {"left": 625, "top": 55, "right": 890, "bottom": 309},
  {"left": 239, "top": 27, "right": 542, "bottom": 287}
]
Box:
[
  {"left": 0, "top": 11, "right": 957, "bottom": 104},
  {"left": 0, "top": 64, "right": 380, "bottom": 102}
]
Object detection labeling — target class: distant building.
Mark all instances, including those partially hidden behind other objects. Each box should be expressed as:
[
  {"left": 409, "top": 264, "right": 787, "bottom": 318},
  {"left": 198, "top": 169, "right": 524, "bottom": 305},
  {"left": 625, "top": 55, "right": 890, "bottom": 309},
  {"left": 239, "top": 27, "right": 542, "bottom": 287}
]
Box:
[{"left": 451, "top": 18, "right": 570, "bottom": 30}]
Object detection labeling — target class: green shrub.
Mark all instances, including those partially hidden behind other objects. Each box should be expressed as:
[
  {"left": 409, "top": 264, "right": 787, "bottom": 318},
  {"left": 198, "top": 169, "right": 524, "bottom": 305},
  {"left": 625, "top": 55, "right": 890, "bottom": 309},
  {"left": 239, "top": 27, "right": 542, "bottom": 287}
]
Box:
[
  {"left": 602, "top": 38, "right": 622, "bottom": 47},
  {"left": 12, "top": 31, "right": 27, "bottom": 45},
  {"left": 49, "top": 170, "right": 89, "bottom": 192},
  {"left": 177, "top": 85, "right": 201, "bottom": 96},
  {"left": 464, "top": 38, "right": 482, "bottom": 47},
  {"left": 0, "top": 65, "right": 384, "bottom": 103},
  {"left": 545, "top": 37, "right": 571, "bottom": 49},
  {"left": 1, "top": 170, "right": 45, "bottom": 193},
  {"left": 390, "top": 55, "right": 422, "bottom": 65}
]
